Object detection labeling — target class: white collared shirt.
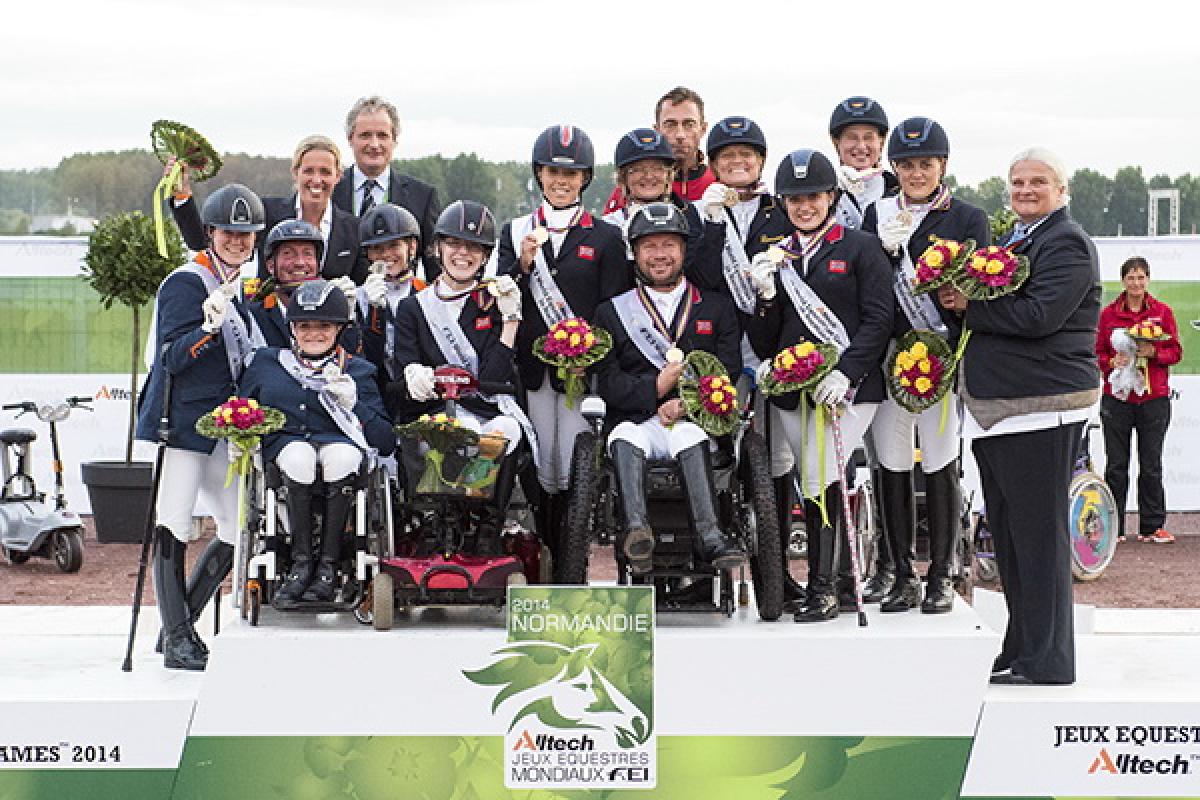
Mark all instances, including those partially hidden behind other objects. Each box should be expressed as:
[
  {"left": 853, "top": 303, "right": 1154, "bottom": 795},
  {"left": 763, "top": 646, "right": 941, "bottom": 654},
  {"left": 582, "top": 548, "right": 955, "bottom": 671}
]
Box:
[
  {"left": 353, "top": 165, "right": 391, "bottom": 214},
  {"left": 292, "top": 196, "right": 333, "bottom": 264},
  {"left": 647, "top": 279, "right": 688, "bottom": 326}
]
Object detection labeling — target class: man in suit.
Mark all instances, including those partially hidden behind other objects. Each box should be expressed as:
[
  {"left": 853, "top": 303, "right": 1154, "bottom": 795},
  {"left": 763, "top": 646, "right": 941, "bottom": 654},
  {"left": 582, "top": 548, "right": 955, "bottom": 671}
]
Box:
[
  {"left": 334, "top": 95, "right": 442, "bottom": 283},
  {"left": 939, "top": 148, "right": 1102, "bottom": 686},
  {"left": 593, "top": 203, "right": 745, "bottom": 574}
]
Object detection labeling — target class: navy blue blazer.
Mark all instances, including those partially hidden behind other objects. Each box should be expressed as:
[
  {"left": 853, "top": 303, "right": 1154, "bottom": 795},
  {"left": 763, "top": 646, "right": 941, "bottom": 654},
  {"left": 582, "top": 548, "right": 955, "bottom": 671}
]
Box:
[
  {"left": 594, "top": 284, "right": 742, "bottom": 430},
  {"left": 387, "top": 288, "right": 518, "bottom": 424},
  {"left": 747, "top": 225, "right": 894, "bottom": 409},
  {"left": 962, "top": 207, "right": 1101, "bottom": 400},
  {"left": 135, "top": 263, "right": 255, "bottom": 453},
  {"left": 237, "top": 348, "right": 394, "bottom": 461},
  {"left": 496, "top": 212, "right": 633, "bottom": 393},
  {"left": 861, "top": 196, "right": 992, "bottom": 342},
  {"left": 684, "top": 195, "right": 794, "bottom": 300},
  {"left": 333, "top": 167, "right": 442, "bottom": 282}
]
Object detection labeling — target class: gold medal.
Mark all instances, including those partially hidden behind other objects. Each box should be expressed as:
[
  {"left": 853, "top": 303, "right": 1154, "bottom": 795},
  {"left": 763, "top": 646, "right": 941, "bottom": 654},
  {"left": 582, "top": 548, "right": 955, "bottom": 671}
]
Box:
[
  {"left": 532, "top": 227, "right": 549, "bottom": 245},
  {"left": 723, "top": 187, "right": 739, "bottom": 207},
  {"left": 665, "top": 347, "right": 684, "bottom": 364},
  {"left": 766, "top": 245, "right": 786, "bottom": 264}
]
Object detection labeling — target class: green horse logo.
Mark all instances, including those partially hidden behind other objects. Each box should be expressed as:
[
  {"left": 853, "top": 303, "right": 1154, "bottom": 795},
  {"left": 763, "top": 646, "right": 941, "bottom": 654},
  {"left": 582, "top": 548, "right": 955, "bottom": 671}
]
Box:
[{"left": 464, "top": 641, "right": 651, "bottom": 748}]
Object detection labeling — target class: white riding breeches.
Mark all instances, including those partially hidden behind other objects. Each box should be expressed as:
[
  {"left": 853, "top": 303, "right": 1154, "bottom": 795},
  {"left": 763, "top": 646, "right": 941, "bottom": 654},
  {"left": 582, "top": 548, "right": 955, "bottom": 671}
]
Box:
[
  {"left": 871, "top": 393, "right": 959, "bottom": 473},
  {"left": 157, "top": 444, "right": 238, "bottom": 545},
  {"left": 527, "top": 382, "right": 587, "bottom": 492},
  {"left": 776, "top": 402, "right": 879, "bottom": 497},
  {"left": 276, "top": 441, "right": 362, "bottom": 485},
  {"left": 607, "top": 417, "right": 709, "bottom": 459}
]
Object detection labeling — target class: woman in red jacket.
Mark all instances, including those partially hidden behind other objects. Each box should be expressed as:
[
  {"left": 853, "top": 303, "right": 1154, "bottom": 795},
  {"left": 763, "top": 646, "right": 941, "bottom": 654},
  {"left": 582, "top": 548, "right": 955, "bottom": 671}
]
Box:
[{"left": 1095, "top": 256, "right": 1183, "bottom": 543}]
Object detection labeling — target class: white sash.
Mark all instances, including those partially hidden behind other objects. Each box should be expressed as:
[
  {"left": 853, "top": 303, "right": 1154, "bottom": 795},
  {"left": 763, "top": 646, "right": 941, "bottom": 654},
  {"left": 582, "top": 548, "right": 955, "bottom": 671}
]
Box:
[
  {"left": 276, "top": 349, "right": 369, "bottom": 452},
  {"left": 415, "top": 287, "right": 538, "bottom": 463},
  {"left": 603, "top": 208, "right": 635, "bottom": 260},
  {"left": 510, "top": 215, "right": 575, "bottom": 328},
  {"left": 611, "top": 289, "right": 671, "bottom": 370},
  {"left": 178, "top": 263, "right": 264, "bottom": 380},
  {"left": 835, "top": 172, "right": 887, "bottom": 230},
  {"left": 778, "top": 266, "right": 850, "bottom": 354},
  {"left": 689, "top": 200, "right": 758, "bottom": 314},
  {"left": 873, "top": 195, "right": 948, "bottom": 336}
]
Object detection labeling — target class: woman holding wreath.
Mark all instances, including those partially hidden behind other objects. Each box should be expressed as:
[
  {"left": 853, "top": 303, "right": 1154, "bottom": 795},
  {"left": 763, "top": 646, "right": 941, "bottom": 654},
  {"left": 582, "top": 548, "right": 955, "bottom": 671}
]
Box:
[
  {"left": 861, "top": 117, "right": 991, "bottom": 614},
  {"left": 938, "top": 147, "right": 1101, "bottom": 686},
  {"left": 746, "top": 149, "right": 893, "bottom": 623}
]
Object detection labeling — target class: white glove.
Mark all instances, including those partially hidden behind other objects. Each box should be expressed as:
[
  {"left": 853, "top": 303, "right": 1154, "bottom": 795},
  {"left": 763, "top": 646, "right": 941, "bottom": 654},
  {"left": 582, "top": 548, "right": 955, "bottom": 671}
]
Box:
[
  {"left": 330, "top": 276, "right": 357, "bottom": 316},
  {"left": 226, "top": 438, "right": 259, "bottom": 464},
  {"left": 755, "top": 359, "right": 774, "bottom": 386},
  {"left": 363, "top": 273, "right": 389, "bottom": 308},
  {"left": 404, "top": 363, "right": 437, "bottom": 402},
  {"left": 748, "top": 252, "right": 778, "bottom": 300},
  {"left": 489, "top": 275, "right": 522, "bottom": 321},
  {"left": 701, "top": 182, "right": 730, "bottom": 223},
  {"left": 201, "top": 288, "right": 229, "bottom": 334},
  {"left": 813, "top": 370, "right": 850, "bottom": 406},
  {"left": 325, "top": 374, "right": 358, "bottom": 410},
  {"left": 878, "top": 215, "right": 911, "bottom": 256}
]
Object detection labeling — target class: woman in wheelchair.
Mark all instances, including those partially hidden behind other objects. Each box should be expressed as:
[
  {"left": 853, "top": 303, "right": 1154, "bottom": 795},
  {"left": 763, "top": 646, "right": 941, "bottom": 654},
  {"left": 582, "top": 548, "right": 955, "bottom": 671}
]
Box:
[
  {"left": 746, "top": 150, "right": 893, "bottom": 623},
  {"left": 592, "top": 202, "right": 746, "bottom": 574},
  {"left": 238, "top": 280, "right": 395, "bottom": 605},
  {"left": 390, "top": 200, "right": 528, "bottom": 521}
]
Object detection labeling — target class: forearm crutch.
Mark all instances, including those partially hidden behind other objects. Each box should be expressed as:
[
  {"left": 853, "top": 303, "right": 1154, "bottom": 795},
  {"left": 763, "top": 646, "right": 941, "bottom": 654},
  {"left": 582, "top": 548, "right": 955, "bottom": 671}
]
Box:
[{"left": 829, "top": 405, "right": 868, "bottom": 627}]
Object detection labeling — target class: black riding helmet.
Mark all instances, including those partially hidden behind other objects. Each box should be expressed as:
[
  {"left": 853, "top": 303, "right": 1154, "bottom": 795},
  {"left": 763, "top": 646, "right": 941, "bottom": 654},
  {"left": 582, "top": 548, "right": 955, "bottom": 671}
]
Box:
[
  {"left": 286, "top": 279, "right": 350, "bottom": 325},
  {"left": 532, "top": 124, "right": 595, "bottom": 191},
  {"left": 201, "top": 184, "right": 265, "bottom": 232},
  {"left": 706, "top": 116, "right": 767, "bottom": 160},
  {"left": 775, "top": 149, "right": 838, "bottom": 196},
  {"left": 828, "top": 96, "right": 889, "bottom": 137},
  {"left": 265, "top": 219, "right": 324, "bottom": 263},
  {"left": 360, "top": 203, "right": 421, "bottom": 248},
  {"left": 627, "top": 202, "right": 690, "bottom": 244},
  {"left": 435, "top": 200, "right": 497, "bottom": 259},
  {"left": 887, "top": 117, "right": 950, "bottom": 161},
  {"left": 614, "top": 127, "right": 674, "bottom": 170}
]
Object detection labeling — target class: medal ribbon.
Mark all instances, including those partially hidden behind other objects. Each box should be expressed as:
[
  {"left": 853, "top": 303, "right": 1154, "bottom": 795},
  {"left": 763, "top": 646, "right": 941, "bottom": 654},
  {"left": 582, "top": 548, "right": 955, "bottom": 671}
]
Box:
[
  {"left": 534, "top": 204, "right": 584, "bottom": 234},
  {"left": 635, "top": 281, "right": 694, "bottom": 347}
]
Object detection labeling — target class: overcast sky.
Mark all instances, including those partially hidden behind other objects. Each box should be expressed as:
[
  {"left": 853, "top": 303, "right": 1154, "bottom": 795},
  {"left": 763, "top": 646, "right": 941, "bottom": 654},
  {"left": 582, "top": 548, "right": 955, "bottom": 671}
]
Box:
[{"left": 3, "top": 0, "right": 1196, "bottom": 186}]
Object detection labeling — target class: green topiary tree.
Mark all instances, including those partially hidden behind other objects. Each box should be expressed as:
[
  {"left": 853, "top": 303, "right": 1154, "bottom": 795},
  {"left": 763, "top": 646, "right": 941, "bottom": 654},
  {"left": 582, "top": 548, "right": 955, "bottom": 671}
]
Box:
[{"left": 81, "top": 211, "right": 186, "bottom": 461}]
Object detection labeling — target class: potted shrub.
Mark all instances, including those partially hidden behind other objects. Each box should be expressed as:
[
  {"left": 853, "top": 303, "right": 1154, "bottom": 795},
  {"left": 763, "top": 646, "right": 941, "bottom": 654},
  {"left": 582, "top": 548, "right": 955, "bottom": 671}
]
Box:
[{"left": 79, "top": 211, "right": 185, "bottom": 542}]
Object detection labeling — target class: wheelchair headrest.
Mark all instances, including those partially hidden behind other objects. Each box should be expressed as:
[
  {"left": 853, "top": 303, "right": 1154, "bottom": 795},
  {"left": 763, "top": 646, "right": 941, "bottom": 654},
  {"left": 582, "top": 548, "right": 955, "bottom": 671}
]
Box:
[{"left": 580, "top": 395, "right": 606, "bottom": 420}]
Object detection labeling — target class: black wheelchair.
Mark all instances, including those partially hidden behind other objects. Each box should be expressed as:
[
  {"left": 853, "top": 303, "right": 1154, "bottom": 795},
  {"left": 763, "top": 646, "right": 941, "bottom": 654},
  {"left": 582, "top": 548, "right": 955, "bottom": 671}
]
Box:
[{"left": 559, "top": 395, "right": 784, "bottom": 621}]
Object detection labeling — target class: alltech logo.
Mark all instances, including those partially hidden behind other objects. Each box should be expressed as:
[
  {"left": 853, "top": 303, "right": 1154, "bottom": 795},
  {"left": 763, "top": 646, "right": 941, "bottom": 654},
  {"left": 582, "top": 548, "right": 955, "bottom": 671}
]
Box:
[
  {"left": 94, "top": 385, "right": 133, "bottom": 401},
  {"left": 1052, "top": 724, "right": 1200, "bottom": 780}
]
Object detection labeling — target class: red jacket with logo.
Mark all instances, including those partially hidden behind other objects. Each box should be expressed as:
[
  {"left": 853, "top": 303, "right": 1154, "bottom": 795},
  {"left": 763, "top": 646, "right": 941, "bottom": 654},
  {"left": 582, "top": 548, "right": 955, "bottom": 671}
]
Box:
[{"left": 1096, "top": 291, "right": 1182, "bottom": 403}]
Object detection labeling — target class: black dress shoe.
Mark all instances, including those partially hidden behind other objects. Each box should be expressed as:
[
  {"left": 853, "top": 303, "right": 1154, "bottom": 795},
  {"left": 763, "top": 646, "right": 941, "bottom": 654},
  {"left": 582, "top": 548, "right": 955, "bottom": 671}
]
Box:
[
  {"left": 880, "top": 579, "right": 921, "bottom": 613},
  {"left": 794, "top": 593, "right": 838, "bottom": 623},
  {"left": 920, "top": 576, "right": 955, "bottom": 614},
  {"left": 989, "top": 672, "right": 1034, "bottom": 686},
  {"left": 861, "top": 570, "right": 895, "bottom": 603},
  {"left": 991, "top": 656, "right": 1013, "bottom": 676}
]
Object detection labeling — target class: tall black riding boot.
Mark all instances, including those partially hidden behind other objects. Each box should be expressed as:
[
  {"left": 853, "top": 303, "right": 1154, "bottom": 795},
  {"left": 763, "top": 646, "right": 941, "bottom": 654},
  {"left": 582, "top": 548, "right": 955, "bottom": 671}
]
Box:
[
  {"left": 774, "top": 475, "right": 805, "bottom": 608},
  {"left": 861, "top": 469, "right": 895, "bottom": 602},
  {"left": 305, "top": 475, "right": 356, "bottom": 602},
  {"left": 155, "top": 536, "right": 234, "bottom": 655},
  {"left": 795, "top": 486, "right": 840, "bottom": 623},
  {"left": 275, "top": 477, "right": 315, "bottom": 605},
  {"left": 921, "top": 462, "right": 960, "bottom": 614},
  {"left": 677, "top": 443, "right": 744, "bottom": 570},
  {"left": 611, "top": 440, "right": 653, "bottom": 574},
  {"left": 835, "top": 505, "right": 858, "bottom": 612},
  {"left": 880, "top": 468, "right": 921, "bottom": 613},
  {"left": 152, "top": 526, "right": 207, "bottom": 671}
]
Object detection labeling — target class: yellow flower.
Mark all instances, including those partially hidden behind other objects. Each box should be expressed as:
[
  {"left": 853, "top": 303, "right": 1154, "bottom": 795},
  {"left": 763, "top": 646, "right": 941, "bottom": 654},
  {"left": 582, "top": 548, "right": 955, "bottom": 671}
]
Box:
[
  {"left": 910, "top": 342, "right": 928, "bottom": 359},
  {"left": 896, "top": 352, "right": 915, "bottom": 371},
  {"left": 945, "top": 241, "right": 962, "bottom": 257},
  {"left": 900, "top": 377, "right": 911, "bottom": 387},
  {"left": 727, "top": 387, "right": 738, "bottom": 402},
  {"left": 583, "top": 333, "right": 595, "bottom": 348},
  {"left": 569, "top": 333, "right": 581, "bottom": 347},
  {"left": 795, "top": 342, "right": 815, "bottom": 356},
  {"left": 236, "top": 406, "right": 249, "bottom": 414},
  {"left": 553, "top": 330, "right": 568, "bottom": 341},
  {"left": 565, "top": 319, "right": 580, "bottom": 329},
  {"left": 925, "top": 250, "right": 944, "bottom": 268},
  {"left": 918, "top": 358, "right": 932, "bottom": 373},
  {"left": 915, "top": 376, "right": 933, "bottom": 393},
  {"left": 247, "top": 398, "right": 259, "bottom": 409},
  {"left": 779, "top": 352, "right": 797, "bottom": 369},
  {"left": 711, "top": 390, "right": 725, "bottom": 404},
  {"left": 985, "top": 260, "right": 1004, "bottom": 275},
  {"left": 221, "top": 408, "right": 234, "bottom": 421},
  {"left": 893, "top": 364, "right": 904, "bottom": 377}
]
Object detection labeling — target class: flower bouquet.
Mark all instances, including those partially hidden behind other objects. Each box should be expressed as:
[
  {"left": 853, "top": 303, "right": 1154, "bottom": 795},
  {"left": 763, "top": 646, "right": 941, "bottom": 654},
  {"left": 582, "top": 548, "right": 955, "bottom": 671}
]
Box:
[
  {"left": 395, "top": 413, "right": 507, "bottom": 497},
  {"left": 758, "top": 340, "right": 838, "bottom": 397},
  {"left": 910, "top": 237, "right": 975, "bottom": 294},
  {"left": 195, "top": 397, "right": 286, "bottom": 486},
  {"left": 678, "top": 350, "right": 739, "bottom": 437},
  {"left": 886, "top": 331, "right": 956, "bottom": 413},
  {"left": 533, "top": 317, "right": 612, "bottom": 409},
  {"left": 1127, "top": 319, "right": 1171, "bottom": 395},
  {"left": 151, "top": 120, "right": 222, "bottom": 258},
  {"left": 953, "top": 245, "right": 1030, "bottom": 300}
]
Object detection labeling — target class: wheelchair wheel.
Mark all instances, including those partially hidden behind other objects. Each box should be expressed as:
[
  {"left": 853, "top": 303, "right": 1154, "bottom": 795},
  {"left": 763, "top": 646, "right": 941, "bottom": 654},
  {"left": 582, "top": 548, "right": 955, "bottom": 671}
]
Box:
[
  {"left": 740, "top": 431, "right": 783, "bottom": 621},
  {"left": 1069, "top": 471, "right": 1119, "bottom": 582},
  {"left": 557, "top": 432, "right": 597, "bottom": 585},
  {"left": 852, "top": 481, "right": 876, "bottom": 580},
  {"left": 372, "top": 572, "right": 394, "bottom": 631}
]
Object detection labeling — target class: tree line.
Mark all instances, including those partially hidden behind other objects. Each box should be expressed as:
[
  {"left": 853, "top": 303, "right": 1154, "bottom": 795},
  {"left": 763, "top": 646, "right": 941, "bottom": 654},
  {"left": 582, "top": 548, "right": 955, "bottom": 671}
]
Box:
[{"left": 0, "top": 150, "right": 1194, "bottom": 238}]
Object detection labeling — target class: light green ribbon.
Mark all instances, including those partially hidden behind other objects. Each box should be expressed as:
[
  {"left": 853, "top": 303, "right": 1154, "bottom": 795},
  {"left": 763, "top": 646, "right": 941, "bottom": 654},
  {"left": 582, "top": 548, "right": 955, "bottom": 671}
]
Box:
[{"left": 152, "top": 160, "right": 185, "bottom": 259}]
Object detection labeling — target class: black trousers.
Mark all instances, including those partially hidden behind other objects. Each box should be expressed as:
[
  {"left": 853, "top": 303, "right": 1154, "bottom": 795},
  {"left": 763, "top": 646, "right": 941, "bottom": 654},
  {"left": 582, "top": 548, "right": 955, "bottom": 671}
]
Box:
[
  {"left": 973, "top": 422, "right": 1082, "bottom": 684},
  {"left": 1100, "top": 394, "right": 1171, "bottom": 537}
]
